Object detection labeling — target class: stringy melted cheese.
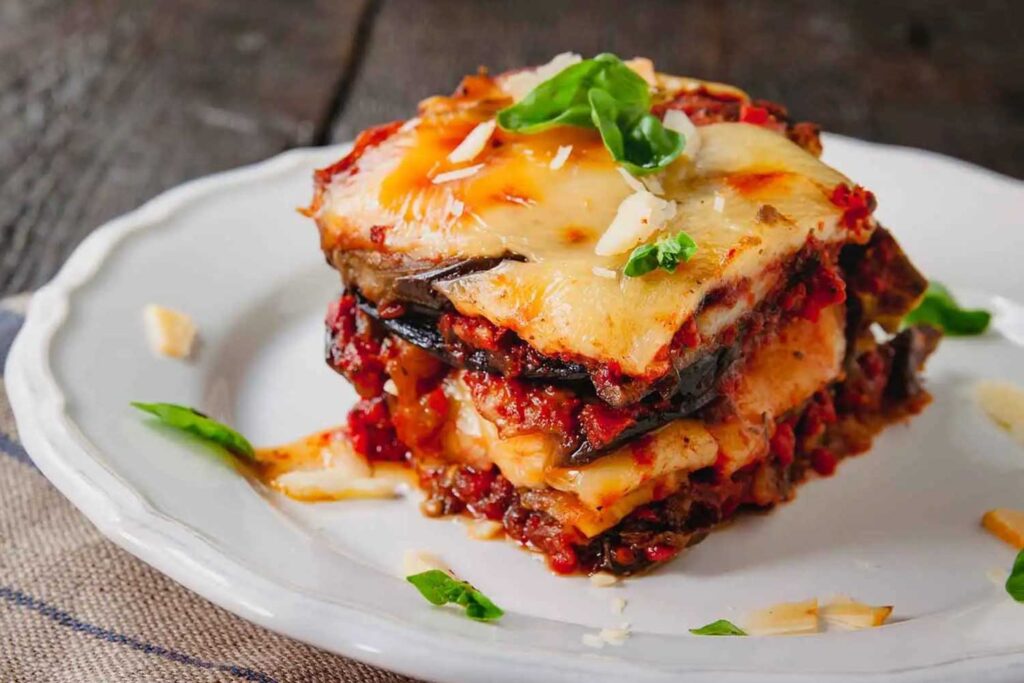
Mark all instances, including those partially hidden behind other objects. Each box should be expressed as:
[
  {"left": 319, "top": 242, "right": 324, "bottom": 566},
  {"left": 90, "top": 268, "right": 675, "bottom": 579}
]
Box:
[{"left": 316, "top": 73, "right": 859, "bottom": 376}]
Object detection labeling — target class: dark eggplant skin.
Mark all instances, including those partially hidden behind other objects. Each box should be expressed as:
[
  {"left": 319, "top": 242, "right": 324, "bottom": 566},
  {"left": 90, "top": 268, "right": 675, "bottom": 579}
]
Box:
[
  {"left": 391, "top": 255, "right": 523, "bottom": 309},
  {"left": 885, "top": 324, "right": 941, "bottom": 402},
  {"left": 356, "top": 296, "right": 592, "bottom": 381},
  {"left": 561, "top": 344, "right": 739, "bottom": 466}
]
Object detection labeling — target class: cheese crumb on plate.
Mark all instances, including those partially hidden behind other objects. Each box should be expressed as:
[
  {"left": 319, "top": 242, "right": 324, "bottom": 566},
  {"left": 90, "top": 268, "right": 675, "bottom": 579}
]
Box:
[{"left": 143, "top": 304, "right": 197, "bottom": 359}]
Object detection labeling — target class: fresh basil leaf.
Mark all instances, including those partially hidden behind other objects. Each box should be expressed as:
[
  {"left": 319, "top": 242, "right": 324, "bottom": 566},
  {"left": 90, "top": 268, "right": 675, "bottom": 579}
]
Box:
[
  {"left": 903, "top": 282, "right": 990, "bottom": 336},
  {"left": 623, "top": 243, "right": 660, "bottom": 277},
  {"left": 620, "top": 113, "right": 684, "bottom": 175},
  {"left": 624, "top": 231, "right": 698, "bottom": 278},
  {"left": 131, "top": 402, "right": 254, "bottom": 458},
  {"left": 498, "top": 53, "right": 682, "bottom": 175},
  {"left": 1007, "top": 549, "right": 1024, "bottom": 602},
  {"left": 656, "top": 231, "right": 698, "bottom": 272},
  {"left": 689, "top": 619, "right": 747, "bottom": 636},
  {"left": 588, "top": 87, "right": 627, "bottom": 161},
  {"left": 406, "top": 569, "right": 504, "bottom": 621},
  {"left": 497, "top": 59, "right": 606, "bottom": 133}
]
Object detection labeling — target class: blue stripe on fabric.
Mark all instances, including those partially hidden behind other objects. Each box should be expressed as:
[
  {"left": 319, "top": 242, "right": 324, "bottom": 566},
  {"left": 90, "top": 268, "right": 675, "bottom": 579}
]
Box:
[
  {"left": 0, "top": 307, "right": 23, "bottom": 369},
  {"left": 0, "top": 586, "right": 277, "bottom": 683},
  {"left": 0, "top": 431, "right": 32, "bottom": 467}
]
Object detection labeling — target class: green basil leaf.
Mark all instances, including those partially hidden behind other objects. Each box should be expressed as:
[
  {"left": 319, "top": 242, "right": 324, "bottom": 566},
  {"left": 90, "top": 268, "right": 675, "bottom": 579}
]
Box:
[
  {"left": 588, "top": 87, "right": 626, "bottom": 162},
  {"left": 498, "top": 53, "right": 682, "bottom": 175},
  {"left": 689, "top": 619, "right": 747, "bottom": 636},
  {"left": 623, "top": 242, "right": 660, "bottom": 277},
  {"left": 624, "top": 231, "right": 698, "bottom": 278},
  {"left": 406, "top": 569, "right": 504, "bottom": 621},
  {"left": 131, "top": 402, "right": 254, "bottom": 458},
  {"left": 497, "top": 58, "right": 612, "bottom": 133},
  {"left": 620, "top": 113, "right": 684, "bottom": 176},
  {"left": 656, "top": 231, "right": 698, "bottom": 272},
  {"left": 1007, "top": 549, "right": 1024, "bottom": 602},
  {"left": 903, "top": 282, "right": 991, "bottom": 336}
]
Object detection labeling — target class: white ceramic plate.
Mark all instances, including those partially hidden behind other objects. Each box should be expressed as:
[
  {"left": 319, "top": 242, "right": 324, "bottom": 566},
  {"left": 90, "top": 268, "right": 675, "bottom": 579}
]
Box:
[{"left": 7, "top": 136, "right": 1024, "bottom": 683}]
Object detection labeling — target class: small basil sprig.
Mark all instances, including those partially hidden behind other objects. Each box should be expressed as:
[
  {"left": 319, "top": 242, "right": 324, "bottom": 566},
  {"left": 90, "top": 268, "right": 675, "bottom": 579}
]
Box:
[
  {"left": 624, "top": 231, "right": 698, "bottom": 277},
  {"left": 132, "top": 402, "right": 254, "bottom": 458},
  {"left": 497, "top": 53, "right": 683, "bottom": 175},
  {"left": 689, "top": 619, "right": 747, "bottom": 636},
  {"left": 1007, "top": 549, "right": 1024, "bottom": 602},
  {"left": 903, "top": 282, "right": 991, "bottom": 336},
  {"left": 407, "top": 569, "right": 504, "bottom": 621}
]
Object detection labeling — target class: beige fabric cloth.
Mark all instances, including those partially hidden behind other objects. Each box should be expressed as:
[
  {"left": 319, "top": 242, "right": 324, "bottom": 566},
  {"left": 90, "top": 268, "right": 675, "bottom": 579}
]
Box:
[{"left": 0, "top": 295, "right": 416, "bottom": 682}]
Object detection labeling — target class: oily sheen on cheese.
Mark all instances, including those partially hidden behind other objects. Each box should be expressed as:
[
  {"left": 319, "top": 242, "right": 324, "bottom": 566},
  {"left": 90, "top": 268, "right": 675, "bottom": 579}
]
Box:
[{"left": 317, "top": 82, "right": 855, "bottom": 376}]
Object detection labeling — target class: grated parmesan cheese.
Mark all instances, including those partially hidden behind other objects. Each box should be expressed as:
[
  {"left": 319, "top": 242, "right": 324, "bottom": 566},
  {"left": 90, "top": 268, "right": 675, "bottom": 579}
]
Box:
[
  {"left": 403, "top": 550, "right": 452, "bottom": 577},
  {"left": 591, "top": 266, "right": 618, "bottom": 280},
  {"left": 820, "top": 597, "right": 892, "bottom": 631},
  {"left": 616, "top": 166, "right": 646, "bottom": 193},
  {"left": 589, "top": 572, "right": 620, "bottom": 587},
  {"left": 499, "top": 52, "right": 582, "bottom": 101},
  {"left": 610, "top": 597, "right": 627, "bottom": 614},
  {"left": 662, "top": 109, "right": 702, "bottom": 160},
  {"left": 432, "top": 163, "right": 485, "bottom": 185},
  {"left": 594, "top": 189, "right": 677, "bottom": 256},
  {"left": 465, "top": 519, "right": 505, "bottom": 540},
  {"left": 143, "top": 304, "right": 197, "bottom": 359},
  {"left": 712, "top": 193, "right": 725, "bottom": 213},
  {"left": 273, "top": 469, "right": 400, "bottom": 502},
  {"left": 975, "top": 380, "right": 1024, "bottom": 446},
  {"left": 447, "top": 119, "right": 496, "bottom": 164},
  {"left": 982, "top": 507, "right": 1024, "bottom": 548},
  {"left": 549, "top": 144, "right": 572, "bottom": 170},
  {"left": 598, "top": 626, "right": 630, "bottom": 646},
  {"left": 624, "top": 57, "right": 657, "bottom": 86},
  {"left": 744, "top": 599, "right": 819, "bottom": 636}
]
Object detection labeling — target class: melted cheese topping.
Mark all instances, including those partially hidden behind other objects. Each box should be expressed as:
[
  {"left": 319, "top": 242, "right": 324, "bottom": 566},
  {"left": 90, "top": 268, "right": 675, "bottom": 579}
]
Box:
[{"left": 316, "top": 71, "right": 861, "bottom": 375}]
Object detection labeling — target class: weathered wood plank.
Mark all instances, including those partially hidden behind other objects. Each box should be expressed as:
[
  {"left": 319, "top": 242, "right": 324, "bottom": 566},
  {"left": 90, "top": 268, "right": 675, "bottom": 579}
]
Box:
[
  {"left": 0, "top": 0, "right": 372, "bottom": 295},
  {"left": 332, "top": 0, "right": 1023, "bottom": 179}
]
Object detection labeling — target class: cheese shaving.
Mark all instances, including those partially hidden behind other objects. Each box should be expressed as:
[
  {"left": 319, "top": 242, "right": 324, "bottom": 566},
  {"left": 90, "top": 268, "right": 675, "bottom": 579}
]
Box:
[
  {"left": 610, "top": 597, "right": 627, "bottom": 614},
  {"left": 712, "top": 193, "right": 725, "bottom": 213},
  {"left": 744, "top": 599, "right": 819, "bottom": 636},
  {"left": 616, "top": 166, "right": 646, "bottom": 193},
  {"left": 403, "top": 550, "right": 453, "bottom": 577},
  {"left": 598, "top": 627, "right": 630, "bottom": 645},
  {"left": 820, "top": 597, "right": 892, "bottom": 630},
  {"left": 624, "top": 57, "right": 657, "bottom": 86},
  {"left": 982, "top": 507, "right": 1024, "bottom": 549},
  {"left": 447, "top": 119, "right": 496, "bottom": 164},
  {"left": 589, "top": 572, "right": 620, "bottom": 587},
  {"left": 975, "top": 380, "right": 1024, "bottom": 446},
  {"left": 594, "top": 189, "right": 677, "bottom": 256},
  {"left": 143, "top": 304, "right": 197, "bottom": 359},
  {"left": 663, "top": 109, "right": 702, "bottom": 160},
  {"left": 465, "top": 519, "right": 505, "bottom": 540},
  {"left": 499, "top": 52, "right": 582, "bottom": 101},
  {"left": 549, "top": 144, "right": 572, "bottom": 170},
  {"left": 432, "top": 164, "right": 485, "bottom": 184},
  {"left": 273, "top": 469, "right": 400, "bottom": 502}
]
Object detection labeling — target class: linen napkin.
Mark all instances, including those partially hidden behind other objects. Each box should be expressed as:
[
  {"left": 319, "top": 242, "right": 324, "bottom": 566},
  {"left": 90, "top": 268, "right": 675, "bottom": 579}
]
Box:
[{"left": 0, "top": 295, "right": 416, "bottom": 682}]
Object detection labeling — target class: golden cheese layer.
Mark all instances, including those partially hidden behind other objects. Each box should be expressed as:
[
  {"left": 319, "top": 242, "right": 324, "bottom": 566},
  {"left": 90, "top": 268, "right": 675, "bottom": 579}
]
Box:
[{"left": 314, "top": 70, "right": 864, "bottom": 376}]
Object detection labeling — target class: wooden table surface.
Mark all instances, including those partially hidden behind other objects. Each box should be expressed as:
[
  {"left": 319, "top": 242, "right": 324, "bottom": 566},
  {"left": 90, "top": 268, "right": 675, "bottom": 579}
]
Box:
[{"left": 1, "top": 0, "right": 1021, "bottom": 296}]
